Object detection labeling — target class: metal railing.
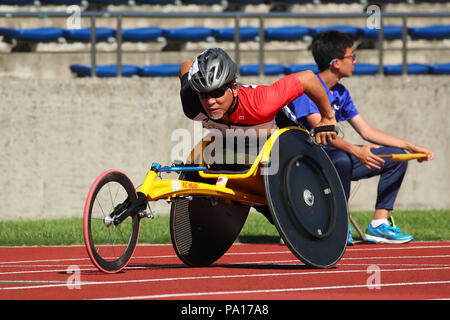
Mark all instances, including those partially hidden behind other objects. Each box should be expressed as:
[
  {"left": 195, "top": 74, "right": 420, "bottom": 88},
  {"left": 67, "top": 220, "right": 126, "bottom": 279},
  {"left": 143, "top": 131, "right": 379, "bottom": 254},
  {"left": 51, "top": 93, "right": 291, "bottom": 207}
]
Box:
[{"left": 0, "top": 10, "right": 449, "bottom": 76}]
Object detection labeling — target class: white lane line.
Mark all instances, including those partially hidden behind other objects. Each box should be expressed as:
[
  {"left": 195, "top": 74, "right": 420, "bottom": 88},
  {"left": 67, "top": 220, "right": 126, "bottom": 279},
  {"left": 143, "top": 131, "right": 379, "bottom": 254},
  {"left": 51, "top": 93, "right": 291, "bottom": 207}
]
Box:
[
  {"left": 0, "top": 254, "right": 449, "bottom": 275},
  {"left": 343, "top": 254, "right": 450, "bottom": 260},
  {"left": 99, "top": 280, "right": 450, "bottom": 300},
  {"left": 1, "top": 266, "right": 449, "bottom": 291},
  {"left": 1, "top": 253, "right": 448, "bottom": 267},
  {"left": 1, "top": 248, "right": 449, "bottom": 266},
  {"left": 0, "top": 243, "right": 448, "bottom": 265},
  {"left": 346, "top": 245, "right": 450, "bottom": 251}
]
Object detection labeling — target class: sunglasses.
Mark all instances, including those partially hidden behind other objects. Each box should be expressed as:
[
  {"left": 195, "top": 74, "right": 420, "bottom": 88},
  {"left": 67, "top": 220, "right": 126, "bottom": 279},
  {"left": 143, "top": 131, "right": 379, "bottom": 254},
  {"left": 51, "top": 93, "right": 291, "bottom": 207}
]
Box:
[
  {"left": 198, "top": 84, "right": 233, "bottom": 99},
  {"left": 329, "top": 53, "right": 356, "bottom": 65}
]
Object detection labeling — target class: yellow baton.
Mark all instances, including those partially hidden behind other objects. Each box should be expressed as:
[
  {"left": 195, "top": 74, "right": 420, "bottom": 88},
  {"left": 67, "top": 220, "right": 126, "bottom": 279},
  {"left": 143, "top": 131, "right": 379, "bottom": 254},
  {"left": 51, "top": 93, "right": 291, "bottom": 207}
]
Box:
[{"left": 379, "top": 153, "right": 428, "bottom": 162}]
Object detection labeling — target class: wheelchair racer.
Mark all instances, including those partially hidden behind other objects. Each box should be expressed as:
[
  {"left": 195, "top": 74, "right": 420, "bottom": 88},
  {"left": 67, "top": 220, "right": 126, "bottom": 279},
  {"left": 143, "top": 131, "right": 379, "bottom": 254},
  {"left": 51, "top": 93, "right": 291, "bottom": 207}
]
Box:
[
  {"left": 178, "top": 48, "right": 342, "bottom": 224},
  {"left": 178, "top": 48, "right": 337, "bottom": 146}
]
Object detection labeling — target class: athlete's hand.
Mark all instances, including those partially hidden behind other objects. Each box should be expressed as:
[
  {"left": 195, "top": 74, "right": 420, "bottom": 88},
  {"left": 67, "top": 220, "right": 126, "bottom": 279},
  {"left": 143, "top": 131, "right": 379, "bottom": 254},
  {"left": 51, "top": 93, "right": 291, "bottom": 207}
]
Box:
[{"left": 314, "top": 117, "right": 337, "bottom": 145}]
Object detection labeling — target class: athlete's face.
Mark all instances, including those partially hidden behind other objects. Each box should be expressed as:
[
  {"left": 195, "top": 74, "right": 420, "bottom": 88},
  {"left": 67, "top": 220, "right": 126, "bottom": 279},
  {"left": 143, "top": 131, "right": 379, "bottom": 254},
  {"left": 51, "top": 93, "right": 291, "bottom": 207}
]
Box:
[{"left": 198, "top": 83, "right": 237, "bottom": 120}]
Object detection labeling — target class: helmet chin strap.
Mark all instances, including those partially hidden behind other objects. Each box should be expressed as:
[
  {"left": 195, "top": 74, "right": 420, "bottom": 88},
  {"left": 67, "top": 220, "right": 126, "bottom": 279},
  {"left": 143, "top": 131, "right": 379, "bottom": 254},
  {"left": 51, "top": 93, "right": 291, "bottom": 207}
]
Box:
[{"left": 226, "top": 87, "right": 238, "bottom": 116}]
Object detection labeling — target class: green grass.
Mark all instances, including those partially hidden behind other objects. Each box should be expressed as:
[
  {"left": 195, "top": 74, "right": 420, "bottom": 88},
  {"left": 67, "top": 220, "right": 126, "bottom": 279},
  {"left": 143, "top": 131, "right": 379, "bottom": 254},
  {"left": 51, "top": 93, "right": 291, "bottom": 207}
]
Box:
[{"left": 0, "top": 209, "right": 448, "bottom": 246}]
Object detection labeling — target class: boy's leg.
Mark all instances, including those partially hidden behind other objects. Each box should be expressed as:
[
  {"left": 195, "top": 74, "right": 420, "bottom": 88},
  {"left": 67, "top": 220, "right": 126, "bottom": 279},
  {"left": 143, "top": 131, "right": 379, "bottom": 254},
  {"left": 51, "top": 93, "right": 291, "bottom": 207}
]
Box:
[{"left": 350, "top": 147, "right": 412, "bottom": 243}]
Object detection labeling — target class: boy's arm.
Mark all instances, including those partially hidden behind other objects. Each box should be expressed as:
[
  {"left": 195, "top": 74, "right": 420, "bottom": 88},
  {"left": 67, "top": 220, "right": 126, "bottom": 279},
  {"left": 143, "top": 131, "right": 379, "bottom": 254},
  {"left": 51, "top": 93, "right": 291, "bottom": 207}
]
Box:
[
  {"left": 349, "top": 114, "right": 434, "bottom": 161},
  {"left": 306, "top": 113, "right": 386, "bottom": 170}
]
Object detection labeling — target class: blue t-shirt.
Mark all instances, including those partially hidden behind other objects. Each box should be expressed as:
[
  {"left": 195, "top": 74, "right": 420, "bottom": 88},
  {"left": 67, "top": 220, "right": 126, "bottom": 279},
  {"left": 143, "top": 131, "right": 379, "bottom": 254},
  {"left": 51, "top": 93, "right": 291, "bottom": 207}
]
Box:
[{"left": 288, "top": 74, "right": 359, "bottom": 131}]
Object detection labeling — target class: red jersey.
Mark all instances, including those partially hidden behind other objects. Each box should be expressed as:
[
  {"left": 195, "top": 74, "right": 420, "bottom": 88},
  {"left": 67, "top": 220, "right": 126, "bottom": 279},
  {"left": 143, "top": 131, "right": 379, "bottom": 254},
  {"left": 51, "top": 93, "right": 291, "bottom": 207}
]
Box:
[
  {"left": 180, "top": 73, "right": 303, "bottom": 130},
  {"left": 229, "top": 74, "right": 303, "bottom": 125}
]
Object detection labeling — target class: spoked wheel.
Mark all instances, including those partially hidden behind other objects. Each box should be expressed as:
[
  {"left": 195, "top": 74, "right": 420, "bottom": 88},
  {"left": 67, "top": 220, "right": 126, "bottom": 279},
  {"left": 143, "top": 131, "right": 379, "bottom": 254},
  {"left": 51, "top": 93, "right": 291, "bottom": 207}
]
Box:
[{"left": 83, "top": 169, "right": 141, "bottom": 273}]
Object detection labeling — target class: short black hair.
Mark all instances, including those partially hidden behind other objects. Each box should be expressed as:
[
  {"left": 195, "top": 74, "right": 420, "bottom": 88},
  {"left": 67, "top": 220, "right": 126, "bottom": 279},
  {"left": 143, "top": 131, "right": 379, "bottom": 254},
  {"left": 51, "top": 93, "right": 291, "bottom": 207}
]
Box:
[{"left": 311, "top": 30, "right": 354, "bottom": 72}]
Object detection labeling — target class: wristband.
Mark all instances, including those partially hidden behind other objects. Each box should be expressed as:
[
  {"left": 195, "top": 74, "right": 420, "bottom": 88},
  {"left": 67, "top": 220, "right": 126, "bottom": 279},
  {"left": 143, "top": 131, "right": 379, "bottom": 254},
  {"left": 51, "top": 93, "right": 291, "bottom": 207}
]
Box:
[{"left": 310, "top": 125, "right": 339, "bottom": 136}]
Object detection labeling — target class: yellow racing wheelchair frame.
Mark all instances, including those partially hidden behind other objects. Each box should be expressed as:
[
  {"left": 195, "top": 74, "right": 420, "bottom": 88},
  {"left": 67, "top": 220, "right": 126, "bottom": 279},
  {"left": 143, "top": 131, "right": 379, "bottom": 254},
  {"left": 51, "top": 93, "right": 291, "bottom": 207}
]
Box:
[{"left": 137, "top": 127, "right": 289, "bottom": 207}]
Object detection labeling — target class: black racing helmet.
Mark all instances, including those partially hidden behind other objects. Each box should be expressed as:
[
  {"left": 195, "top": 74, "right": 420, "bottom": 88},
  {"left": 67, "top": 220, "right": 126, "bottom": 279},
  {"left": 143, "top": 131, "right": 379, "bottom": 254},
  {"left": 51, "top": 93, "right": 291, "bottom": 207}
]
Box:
[{"left": 188, "top": 48, "right": 237, "bottom": 93}]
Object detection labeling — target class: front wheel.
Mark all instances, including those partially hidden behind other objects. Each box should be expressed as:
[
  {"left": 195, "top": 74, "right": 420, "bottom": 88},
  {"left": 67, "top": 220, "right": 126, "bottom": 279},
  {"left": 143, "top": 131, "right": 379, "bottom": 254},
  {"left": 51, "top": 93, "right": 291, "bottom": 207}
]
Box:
[{"left": 83, "top": 170, "right": 140, "bottom": 273}]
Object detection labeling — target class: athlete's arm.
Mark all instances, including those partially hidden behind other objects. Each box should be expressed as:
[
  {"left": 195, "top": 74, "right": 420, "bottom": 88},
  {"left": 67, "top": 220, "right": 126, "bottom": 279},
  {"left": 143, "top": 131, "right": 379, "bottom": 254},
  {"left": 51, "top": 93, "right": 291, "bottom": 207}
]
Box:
[
  {"left": 179, "top": 60, "right": 193, "bottom": 79},
  {"left": 296, "top": 71, "right": 337, "bottom": 144}
]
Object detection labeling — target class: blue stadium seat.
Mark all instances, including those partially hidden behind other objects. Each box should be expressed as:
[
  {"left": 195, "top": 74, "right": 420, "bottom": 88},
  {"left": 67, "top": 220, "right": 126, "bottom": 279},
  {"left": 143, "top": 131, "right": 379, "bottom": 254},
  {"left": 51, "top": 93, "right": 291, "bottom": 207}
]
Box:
[
  {"left": 353, "top": 63, "right": 379, "bottom": 75},
  {"left": 311, "top": 25, "right": 361, "bottom": 37},
  {"left": 0, "top": 27, "right": 64, "bottom": 42},
  {"left": 272, "top": 0, "right": 312, "bottom": 3},
  {"left": 138, "top": 64, "right": 181, "bottom": 77},
  {"left": 135, "top": 0, "right": 175, "bottom": 3},
  {"left": 228, "top": 0, "right": 266, "bottom": 3},
  {"left": 408, "top": 25, "right": 450, "bottom": 39},
  {"left": 264, "top": 26, "right": 312, "bottom": 41},
  {"left": 40, "top": 0, "right": 82, "bottom": 4},
  {"left": 361, "top": 25, "right": 403, "bottom": 40},
  {"left": 0, "top": 0, "right": 35, "bottom": 4},
  {"left": 63, "top": 27, "right": 116, "bottom": 42},
  {"left": 70, "top": 64, "right": 139, "bottom": 77},
  {"left": 284, "top": 63, "right": 318, "bottom": 74},
  {"left": 383, "top": 63, "right": 431, "bottom": 75},
  {"left": 430, "top": 63, "right": 450, "bottom": 75},
  {"left": 181, "top": 0, "right": 222, "bottom": 4},
  {"left": 213, "top": 27, "right": 259, "bottom": 41},
  {"left": 0, "top": 27, "right": 20, "bottom": 38},
  {"left": 239, "top": 64, "right": 286, "bottom": 76},
  {"left": 88, "top": 0, "right": 128, "bottom": 4},
  {"left": 321, "top": 0, "right": 360, "bottom": 3},
  {"left": 122, "top": 27, "right": 163, "bottom": 42},
  {"left": 163, "top": 27, "right": 213, "bottom": 41}
]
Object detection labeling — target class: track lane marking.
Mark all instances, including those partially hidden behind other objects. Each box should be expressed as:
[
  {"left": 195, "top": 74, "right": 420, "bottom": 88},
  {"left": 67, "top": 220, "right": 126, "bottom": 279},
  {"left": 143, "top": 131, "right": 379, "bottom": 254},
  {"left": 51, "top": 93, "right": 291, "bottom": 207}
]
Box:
[
  {"left": 1, "top": 266, "right": 449, "bottom": 291},
  {"left": 98, "top": 280, "right": 450, "bottom": 300}
]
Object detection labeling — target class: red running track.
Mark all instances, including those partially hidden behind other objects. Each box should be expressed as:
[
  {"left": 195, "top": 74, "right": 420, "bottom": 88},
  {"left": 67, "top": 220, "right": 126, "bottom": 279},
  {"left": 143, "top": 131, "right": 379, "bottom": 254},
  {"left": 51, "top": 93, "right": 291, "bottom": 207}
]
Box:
[{"left": 0, "top": 241, "right": 449, "bottom": 300}]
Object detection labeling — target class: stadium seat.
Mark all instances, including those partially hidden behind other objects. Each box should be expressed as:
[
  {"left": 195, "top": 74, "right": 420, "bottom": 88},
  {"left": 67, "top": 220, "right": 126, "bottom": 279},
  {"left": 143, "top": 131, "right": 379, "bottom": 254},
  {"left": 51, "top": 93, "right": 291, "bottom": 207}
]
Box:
[
  {"left": 225, "top": 0, "right": 266, "bottom": 11},
  {"left": 213, "top": 27, "right": 259, "bottom": 41},
  {"left": 353, "top": 63, "right": 379, "bottom": 75},
  {"left": 321, "top": 0, "right": 360, "bottom": 3},
  {"left": 272, "top": 0, "right": 312, "bottom": 3},
  {"left": 239, "top": 64, "right": 286, "bottom": 76},
  {"left": 383, "top": 63, "right": 431, "bottom": 75},
  {"left": 135, "top": 0, "right": 175, "bottom": 3},
  {"left": 430, "top": 63, "right": 450, "bottom": 75},
  {"left": 0, "top": 0, "right": 35, "bottom": 4},
  {"left": 361, "top": 25, "right": 403, "bottom": 40},
  {"left": 408, "top": 25, "right": 450, "bottom": 39},
  {"left": 88, "top": 0, "right": 128, "bottom": 4},
  {"left": 264, "top": 26, "right": 312, "bottom": 41},
  {"left": 122, "top": 27, "right": 164, "bottom": 42},
  {"left": 0, "top": 27, "right": 64, "bottom": 42},
  {"left": 311, "top": 25, "right": 361, "bottom": 37},
  {"left": 70, "top": 64, "right": 139, "bottom": 77},
  {"left": 63, "top": 27, "right": 116, "bottom": 42},
  {"left": 40, "top": 0, "right": 82, "bottom": 4},
  {"left": 181, "top": 0, "right": 222, "bottom": 4},
  {"left": 163, "top": 27, "right": 213, "bottom": 41},
  {"left": 138, "top": 64, "right": 181, "bottom": 77},
  {"left": 228, "top": 0, "right": 266, "bottom": 3},
  {"left": 284, "top": 63, "right": 318, "bottom": 74}
]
